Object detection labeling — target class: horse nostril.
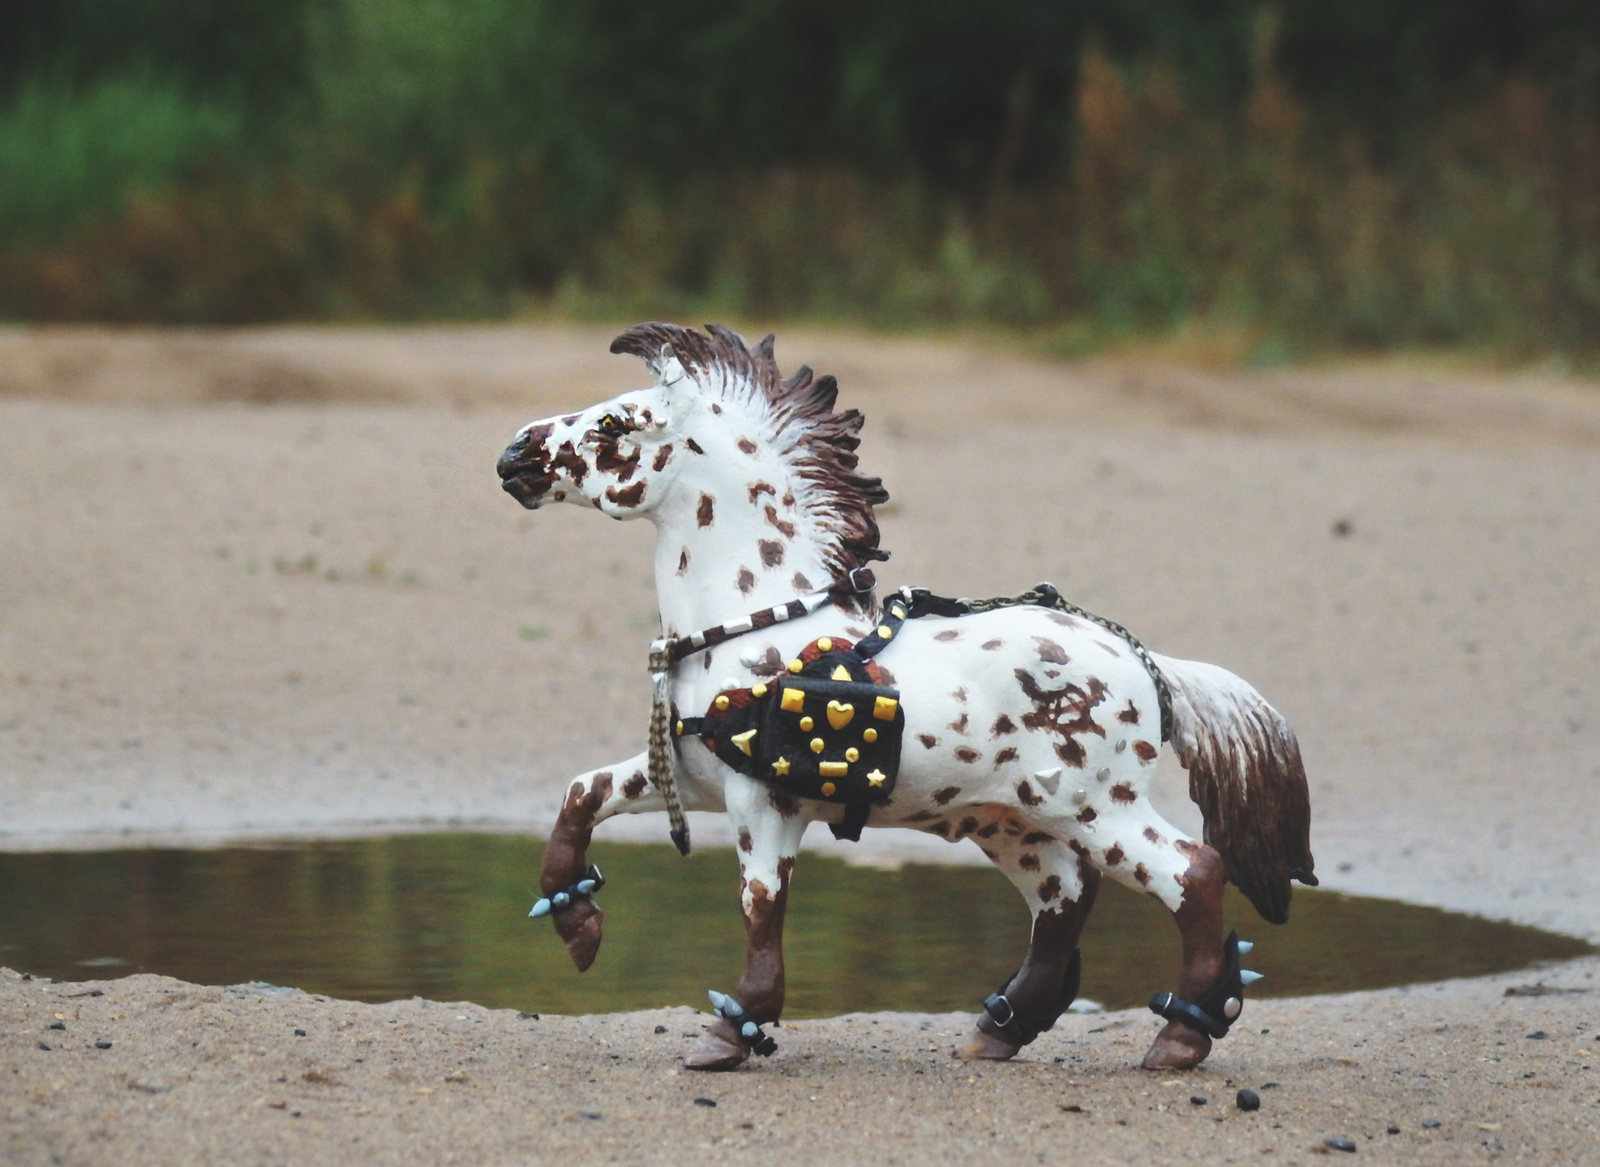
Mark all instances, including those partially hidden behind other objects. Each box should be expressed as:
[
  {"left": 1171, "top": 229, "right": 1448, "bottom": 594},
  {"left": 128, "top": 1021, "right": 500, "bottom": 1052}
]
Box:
[{"left": 497, "top": 436, "right": 532, "bottom": 478}]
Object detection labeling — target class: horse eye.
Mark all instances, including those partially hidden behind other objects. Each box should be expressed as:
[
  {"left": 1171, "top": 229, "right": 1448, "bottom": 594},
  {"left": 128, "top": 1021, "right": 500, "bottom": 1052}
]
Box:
[{"left": 597, "top": 413, "right": 627, "bottom": 437}]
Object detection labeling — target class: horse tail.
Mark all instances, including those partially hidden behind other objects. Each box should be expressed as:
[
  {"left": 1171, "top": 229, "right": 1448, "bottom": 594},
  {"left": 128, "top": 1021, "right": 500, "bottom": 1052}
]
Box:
[{"left": 1150, "top": 653, "right": 1317, "bottom": 925}]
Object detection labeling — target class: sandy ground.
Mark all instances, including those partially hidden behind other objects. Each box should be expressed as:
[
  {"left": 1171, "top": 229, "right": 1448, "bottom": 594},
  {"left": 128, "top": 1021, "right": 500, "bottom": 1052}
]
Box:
[{"left": 3, "top": 323, "right": 1600, "bottom": 1164}]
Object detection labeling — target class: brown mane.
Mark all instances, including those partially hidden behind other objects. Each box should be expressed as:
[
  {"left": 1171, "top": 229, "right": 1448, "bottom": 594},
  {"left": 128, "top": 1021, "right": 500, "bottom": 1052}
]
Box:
[{"left": 610, "top": 323, "right": 890, "bottom": 586}]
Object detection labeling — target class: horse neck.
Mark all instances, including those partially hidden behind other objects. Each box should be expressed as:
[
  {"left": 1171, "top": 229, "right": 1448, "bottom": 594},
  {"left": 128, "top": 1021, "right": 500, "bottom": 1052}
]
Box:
[{"left": 649, "top": 431, "right": 840, "bottom": 639}]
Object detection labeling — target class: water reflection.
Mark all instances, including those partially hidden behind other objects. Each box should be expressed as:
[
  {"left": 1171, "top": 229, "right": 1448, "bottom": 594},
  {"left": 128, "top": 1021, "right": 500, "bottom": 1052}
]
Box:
[{"left": 0, "top": 836, "right": 1588, "bottom": 1016}]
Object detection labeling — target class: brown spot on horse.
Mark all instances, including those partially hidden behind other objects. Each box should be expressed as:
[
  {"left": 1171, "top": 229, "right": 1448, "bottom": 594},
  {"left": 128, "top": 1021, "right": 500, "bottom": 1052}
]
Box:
[
  {"left": 991, "top": 714, "right": 1016, "bottom": 736},
  {"left": 748, "top": 480, "right": 776, "bottom": 503},
  {"left": 1022, "top": 831, "right": 1054, "bottom": 845},
  {"left": 677, "top": 548, "right": 690, "bottom": 574},
  {"left": 1117, "top": 700, "right": 1140, "bottom": 725},
  {"left": 1033, "top": 637, "right": 1070, "bottom": 664},
  {"left": 764, "top": 505, "right": 796, "bottom": 537},
  {"left": 1076, "top": 806, "right": 1097, "bottom": 824},
  {"left": 738, "top": 827, "right": 753, "bottom": 853},
  {"left": 1109, "top": 782, "right": 1137, "bottom": 803},
  {"left": 1016, "top": 669, "right": 1109, "bottom": 769},
  {"left": 1143, "top": 826, "right": 1165, "bottom": 845},
  {"left": 652, "top": 444, "right": 675, "bottom": 472},
  {"left": 918, "top": 734, "right": 939, "bottom": 749},
  {"left": 697, "top": 493, "right": 715, "bottom": 527},
  {"left": 736, "top": 567, "right": 756, "bottom": 593},
  {"left": 1133, "top": 863, "right": 1152, "bottom": 886},
  {"left": 1104, "top": 844, "right": 1125, "bottom": 866},
  {"left": 976, "top": 822, "right": 1000, "bottom": 839},
  {"left": 993, "top": 746, "right": 1019, "bottom": 767},
  {"left": 954, "top": 746, "right": 981, "bottom": 763},
  {"left": 622, "top": 772, "right": 648, "bottom": 800},
  {"left": 595, "top": 443, "right": 641, "bottom": 481},
  {"left": 686, "top": 437, "right": 705, "bottom": 455},
  {"left": 1019, "top": 853, "right": 1041, "bottom": 871},
  {"left": 951, "top": 687, "right": 968, "bottom": 702},
  {"left": 948, "top": 712, "right": 969, "bottom": 734},
  {"left": 982, "top": 639, "right": 1004, "bottom": 651},
  {"left": 933, "top": 786, "right": 961, "bottom": 805},
  {"left": 605, "top": 481, "right": 646, "bottom": 507},
  {"left": 929, "top": 820, "right": 952, "bottom": 838},
  {"left": 1015, "top": 780, "right": 1043, "bottom": 807},
  {"left": 791, "top": 571, "right": 812, "bottom": 591},
  {"left": 1133, "top": 740, "right": 1158, "bottom": 763},
  {"left": 737, "top": 437, "right": 758, "bottom": 455},
  {"left": 934, "top": 629, "right": 961, "bottom": 642},
  {"left": 955, "top": 817, "right": 979, "bottom": 838},
  {"left": 758, "top": 540, "right": 785, "bottom": 567},
  {"left": 1037, "top": 875, "right": 1062, "bottom": 902}
]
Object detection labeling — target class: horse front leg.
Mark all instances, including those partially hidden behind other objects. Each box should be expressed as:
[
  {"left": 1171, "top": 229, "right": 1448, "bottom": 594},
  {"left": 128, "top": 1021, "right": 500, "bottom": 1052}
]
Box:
[
  {"left": 538, "top": 754, "right": 663, "bottom": 971},
  {"left": 1142, "top": 840, "right": 1227, "bottom": 1070},
  {"left": 685, "top": 775, "right": 810, "bottom": 1071},
  {"left": 958, "top": 841, "right": 1101, "bottom": 1061}
]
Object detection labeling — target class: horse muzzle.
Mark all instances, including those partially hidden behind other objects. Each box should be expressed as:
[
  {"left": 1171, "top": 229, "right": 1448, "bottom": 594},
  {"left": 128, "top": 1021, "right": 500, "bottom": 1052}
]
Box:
[{"left": 497, "top": 435, "right": 555, "bottom": 509}]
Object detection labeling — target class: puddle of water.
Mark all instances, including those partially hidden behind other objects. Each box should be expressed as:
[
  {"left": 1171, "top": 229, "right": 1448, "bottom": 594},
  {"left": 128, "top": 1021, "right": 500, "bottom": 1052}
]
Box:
[{"left": 0, "top": 836, "right": 1588, "bottom": 1017}]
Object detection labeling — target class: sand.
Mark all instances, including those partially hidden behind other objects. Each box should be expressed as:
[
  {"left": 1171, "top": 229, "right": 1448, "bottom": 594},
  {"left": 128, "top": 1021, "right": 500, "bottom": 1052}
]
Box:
[{"left": 2, "top": 323, "right": 1599, "bottom": 1164}]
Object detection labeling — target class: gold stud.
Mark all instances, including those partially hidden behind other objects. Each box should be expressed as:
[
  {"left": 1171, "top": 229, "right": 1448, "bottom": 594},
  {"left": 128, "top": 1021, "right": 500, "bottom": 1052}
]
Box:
[
  {"left": 817, "top": 637, "right": 833, "bottom": 652},
  {"left": 714, "top": 695, "right": 730, "bottom": 711},
  {"left": 780, "top": 688, "right": 805, "bottom": 713},
  {"left": 877, "top": 625, "right": 893, "bottom": 639},
  {"left": 731, "top": 729, "right": 757, "bottom": 756},
  {"left": 826, "top": 699, "right": 854, "bottom": 729},
  {"left": 810, "top": 738, "right": 825, "bottom": 754},
  {"left": 845, "top": 747, "right": 860, "bottom": 763},
  {"left": 866, "top": 768, "right": 887, "bottom": 787},
  {"left": 873, "top": 695, "right": 899, "bottom": 721},
  {"left": 820, "top": 782, "right": 836, "bottom": 796},
  {"left": 819, "top": 761, "right": 847, "bottom": 779},
  {"left": 752, "top": 682, "right": 767, "bottom": 699},
  {"left": 799, "top": 716, "right": 814, "bottom": 731},
  {"left": 676, "top": 720, "right": 685, "bottom": 735},
  {"left": 863, "top": 727, "right": 878, "bottom": 743},
  {"left": 773, "top": 756, "right": 790, "bottom": 776},
  {"left": 788, "top": 658, "right": 803, "bottom": 673},
  {"left": 830, "top": 664, "right": 851, "bottom": 681}
]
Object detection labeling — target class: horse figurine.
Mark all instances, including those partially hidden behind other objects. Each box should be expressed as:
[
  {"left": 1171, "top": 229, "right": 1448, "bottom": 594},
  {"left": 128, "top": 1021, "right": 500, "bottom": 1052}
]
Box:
[{"left": 497, "top": 323, "right": 1316, "bottom": 1072}]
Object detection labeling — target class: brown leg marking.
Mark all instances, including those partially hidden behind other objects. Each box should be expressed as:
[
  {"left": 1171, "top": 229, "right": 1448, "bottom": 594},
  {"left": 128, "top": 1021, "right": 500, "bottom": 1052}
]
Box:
[
  {"left": 686, "top": 857, "right": 794, "bottom": 1071},
  {"left": 1141, "top": 843, "right": 1226, "bottom": 1071},
  {"left": 538, "top": 776, "right": 612, "bottom": 972},
  {"left": 957, "top": 863, "right": 1102, "bottom": 1061}
]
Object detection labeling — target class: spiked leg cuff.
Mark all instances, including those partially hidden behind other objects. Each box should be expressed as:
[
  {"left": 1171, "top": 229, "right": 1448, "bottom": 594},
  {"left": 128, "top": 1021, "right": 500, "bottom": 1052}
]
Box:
[
  {"left": 529, "top": 864, "right": 605, "bottom": 918},
  {"left": 707, "top": 990, "right": 777, "bottom": 1057},
  {"left": 1148, "top": 930, "right": 1259, "bottom": 1039},
  {"left": 982, "top": 948, "right": 1082, "bottom": 1046}
]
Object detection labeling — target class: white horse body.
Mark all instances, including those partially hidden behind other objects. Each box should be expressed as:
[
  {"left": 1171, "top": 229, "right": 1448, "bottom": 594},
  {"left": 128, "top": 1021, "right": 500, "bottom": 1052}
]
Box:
[{"left": 499, "top": 323, "right": 1314, "bottom": 1071}]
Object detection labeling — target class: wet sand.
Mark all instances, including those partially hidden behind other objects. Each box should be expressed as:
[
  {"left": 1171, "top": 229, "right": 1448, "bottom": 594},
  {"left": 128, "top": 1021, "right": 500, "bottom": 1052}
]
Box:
[{"left": 2, "top": 324, "right": 1599, "bottom": 1163}]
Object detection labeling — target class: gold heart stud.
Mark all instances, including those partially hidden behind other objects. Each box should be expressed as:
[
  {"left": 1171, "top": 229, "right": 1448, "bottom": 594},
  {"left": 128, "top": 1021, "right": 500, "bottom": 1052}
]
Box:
[{"left": 826, "top": 700, "right": 854, "bottom": 730}]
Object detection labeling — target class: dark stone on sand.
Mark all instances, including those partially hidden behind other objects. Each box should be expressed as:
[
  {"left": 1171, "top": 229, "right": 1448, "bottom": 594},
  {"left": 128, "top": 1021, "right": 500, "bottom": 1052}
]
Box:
[
  {"left": 37, "top": 1042, "right": 51, "bottom": 1051},
  {"left": 294, "top": 1028, "right": 306, "bottom": 1036},
  {"left": 1324, "top": 1137, "right": 1357, "bottom": 1152},
  {"left": 654, "top": 1025, "right": 667, "bottom": 1034},
  {"left": 578, "top": 1111, "right": 602, "bottom": 1120},
  {"left": 1422, "top": 1119, "right": 1441, "bottom": 1129},
  {"left": 95, "top": 1041, "right": 112, "bottom": 1049},
  {"left": 1190, "top": 1096, "right": 1207, "bottom": 1106},
  {"left": 1236, "top": 1089, "right": 1261, "bottom": 1112},
  {"left": 694, "top": 1098, "right": 717, "bottom": 1108},
  {"left": 49, "top": 1021, "right": 64, "bottom": 1029},
  {"left": 519, "top": 1012, "right": 540, "bottom": 1020},
  {"left": 1526, "top": 1031, "right": 1547, "bottom": 1040},
  {"left": 1386, "top": 1126, "right": 1400, "bottom": 1134}
]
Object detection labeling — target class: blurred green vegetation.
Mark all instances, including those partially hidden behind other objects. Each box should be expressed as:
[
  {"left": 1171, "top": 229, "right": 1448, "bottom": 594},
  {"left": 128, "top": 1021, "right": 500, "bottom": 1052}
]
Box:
[{"left": 2, "top": 1, "right": 1599, "bottom": 356}]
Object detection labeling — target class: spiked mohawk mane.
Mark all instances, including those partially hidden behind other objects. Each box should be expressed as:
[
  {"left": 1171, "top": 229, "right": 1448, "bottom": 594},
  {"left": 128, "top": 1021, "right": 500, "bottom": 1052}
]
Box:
[{"left": 610, "top": 323, "right": 890, "bottom": 586}]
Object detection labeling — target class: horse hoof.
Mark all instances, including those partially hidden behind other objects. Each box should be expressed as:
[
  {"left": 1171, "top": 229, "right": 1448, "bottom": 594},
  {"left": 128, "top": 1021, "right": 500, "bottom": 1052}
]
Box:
[
  {"left": 954, "top": 1023, "right": 1023, "bottom": 1062},
  {"left": 552, "top": 900, "right": 604, "bottom": 972},
  {"left": 1140, "top": 1020, "right": 1212, "bottom": 1070},
  {"left": 684, "top": 1020, "right": 751, "bottom": 1071}
]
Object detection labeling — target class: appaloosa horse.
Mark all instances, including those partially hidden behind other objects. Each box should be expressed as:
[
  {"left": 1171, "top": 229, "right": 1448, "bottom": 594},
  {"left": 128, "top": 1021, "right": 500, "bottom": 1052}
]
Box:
[{"left": 497, "top": 324, "right": 1315, "bottom": 1071}]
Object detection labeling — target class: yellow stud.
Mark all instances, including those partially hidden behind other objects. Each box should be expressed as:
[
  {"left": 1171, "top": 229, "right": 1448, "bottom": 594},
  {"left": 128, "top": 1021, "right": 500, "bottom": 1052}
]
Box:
[
  {"left": 772, "top": 756, "right": 790, "bottom": 776},
  {"left": 799, "top": 716, "right": 814, "bottom": 731},
  {"left": 731, "top": 729, "right": 757, "bottom": 756},
  {"left": 877, "top": 625, "right": 893, "bottom": 639},
  {"left": 810, "top": 738, "right": 825, "bottom": 754},
  {"left": 820, "top": 782, "right": 836, "bottom": 797},
  {"left": 676, "top": 720, "right": 685, "bottom": 735},
  {"left": 863, "top": 727, "right": 878, "bottom": 743},
  {"left": 873, "top": 695, "right": 899, "bottom": 721},
  {"left": 845, "top": 747, "right": 860, "bottom": 763},
  {"left": 780, "top": 688, "right": 805, "bottom": 713},
  {"left": 715, "top": 695, "right": 730, "bottom": 711},
  {"left": 817, "top": 637, "right": 833, "bottom": 652},
  {"left": 830, "top": 664, "right": 852, "bottom": 681},
  {"left": 752, "top": 683, "right": 767, "bottom": 699},
  {"left": 826, "top": 700, "right": 854, "bottom": 729},
  {"left": 819, "top": 761, "right": 847, "bottom": 779},
  {"left": 787, "top": 658, "right": 803, "bottom": 673},
  {"left": 866, "top": 768, "right": 887, "bottom": 787}
]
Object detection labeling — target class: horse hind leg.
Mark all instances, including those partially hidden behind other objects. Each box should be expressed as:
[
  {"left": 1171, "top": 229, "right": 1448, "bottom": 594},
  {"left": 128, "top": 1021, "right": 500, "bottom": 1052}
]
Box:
[
  {"left": 1074, "top": 802, "right": 1228, "bottom": 1070},
  {"left": 956, "top": 835, "right": 1101, "bottom": 1061}
]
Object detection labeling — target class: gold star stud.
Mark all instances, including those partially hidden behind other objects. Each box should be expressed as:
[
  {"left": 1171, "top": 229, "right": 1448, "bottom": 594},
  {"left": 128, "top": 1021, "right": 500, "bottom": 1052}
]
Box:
[
  {"left": 867, "top": 769, "right": 887, "bottom": 787},
  {"left": 772, "top": 756, "right": 790, "bottom": 776}
]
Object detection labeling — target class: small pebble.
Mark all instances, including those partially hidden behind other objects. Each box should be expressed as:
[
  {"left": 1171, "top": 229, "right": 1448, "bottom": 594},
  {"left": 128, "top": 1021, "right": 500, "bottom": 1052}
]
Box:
[
  {"left": 693, "top": 1098, "right": 717, "bottom": 1108},
  {"left": 1526, "top": 1031, "right": 1547, "bottom": 1040},
  {"left": 37, "top": 1042, "right": 51, "bottom": 1051},
  {"left": 95, "top": 1041, "right": 113, "bottom": 1050},
  {"left": 294, "top": 1028, "right": 307, "bottom": 1037},
  {"left": 654, "top": 1025, "right": 667, "bottom": 1034},
  {"left": 1190, "top": 1096, "right": 1207, "bottom": 1106},
  {"left": 1260, "top": 1081, "right": 1280, "bottom": 1090},
  {"left": 1324, "top": 1137, "right": 1357, "bottom": 1153},
  {"left": 1422, "top": 1119, "right": 1441, "bottom": 1129},
  {"left": 578, "top": 1111, "right": 602, "bottom": 1121},
  {"left": 1236, "top": 1089, "right": 1261, "bottom": 1112},
  {"left": 48, "top": 1021, "right": 65, "bottom": 1030},
  {"left": 1386, "top": 1126, "right": 1399, "bottom": 1135},
  {"left": 519, "top": 1012, "right": 540, "bottom": 1020}
]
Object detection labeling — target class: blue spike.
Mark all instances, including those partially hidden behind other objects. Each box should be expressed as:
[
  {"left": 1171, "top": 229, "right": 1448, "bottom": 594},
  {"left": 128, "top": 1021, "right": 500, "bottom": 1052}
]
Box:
[
  {"left": 575, "top": 880, "right": 597, "bottom": 895},
  {"left": 1236, "top": 940, "right": 1254, "bottom": 955},
  {"left": 552, "top": 892, "right": 570, "bottom": 908},
  {"left": 1240, "top": 970, "right": 1264, "bottom": 985},
  {"left": 741, "top": 1021, "right": 759, "bottom": 1038},
  {"left": 529, "top": 898, "right": 552, "bottom": 918}
]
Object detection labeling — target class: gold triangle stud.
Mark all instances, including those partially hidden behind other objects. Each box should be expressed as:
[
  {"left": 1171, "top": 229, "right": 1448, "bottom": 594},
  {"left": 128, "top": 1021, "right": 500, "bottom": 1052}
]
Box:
[{"left": 730, "top": 729, "right": 757, "bottom": 756}]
